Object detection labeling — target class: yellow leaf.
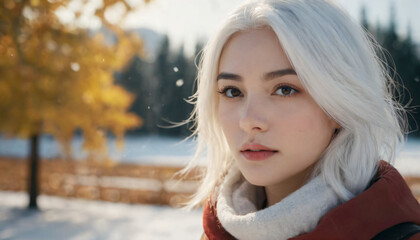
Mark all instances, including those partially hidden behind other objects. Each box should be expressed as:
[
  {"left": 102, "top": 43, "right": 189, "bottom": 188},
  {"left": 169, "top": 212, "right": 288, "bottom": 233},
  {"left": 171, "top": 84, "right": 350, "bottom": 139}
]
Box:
[{"left": 30, "top": 0, "right": 40, "bottom": 6}]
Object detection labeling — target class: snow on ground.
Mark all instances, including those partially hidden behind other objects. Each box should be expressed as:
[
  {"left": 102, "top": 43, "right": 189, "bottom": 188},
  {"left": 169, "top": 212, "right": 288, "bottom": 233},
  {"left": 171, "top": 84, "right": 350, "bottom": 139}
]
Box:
[
  {"left": 394, "top": 139, "right": 420, "bottom": 177},
  {"left": 0, "top": 191, "right": 203, "bottom": 240},
  {"left": 0, "top": 135, "right": 198, "bottom": 167},
  {"left": 395, "top": 152, "right": 420, "bottom": 177}
]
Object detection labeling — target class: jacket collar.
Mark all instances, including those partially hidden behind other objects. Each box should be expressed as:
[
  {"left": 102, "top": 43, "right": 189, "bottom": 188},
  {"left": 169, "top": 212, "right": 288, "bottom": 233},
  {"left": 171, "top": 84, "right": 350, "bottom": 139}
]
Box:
[{"left": 293, "top": 161, "right": 420, "bottom": 240}]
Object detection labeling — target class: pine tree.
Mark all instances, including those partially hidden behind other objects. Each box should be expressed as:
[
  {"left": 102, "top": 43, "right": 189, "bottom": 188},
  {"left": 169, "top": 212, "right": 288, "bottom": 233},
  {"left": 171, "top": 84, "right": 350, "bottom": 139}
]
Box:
[{"left": 361, "top": 4, "right": 420, "bottom": 137}]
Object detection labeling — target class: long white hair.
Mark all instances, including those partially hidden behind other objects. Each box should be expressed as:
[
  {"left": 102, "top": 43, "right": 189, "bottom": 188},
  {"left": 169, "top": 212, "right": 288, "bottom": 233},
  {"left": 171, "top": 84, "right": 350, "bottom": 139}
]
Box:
[{"left": 181, "top": 0, "right": 406, "bottom": 209}]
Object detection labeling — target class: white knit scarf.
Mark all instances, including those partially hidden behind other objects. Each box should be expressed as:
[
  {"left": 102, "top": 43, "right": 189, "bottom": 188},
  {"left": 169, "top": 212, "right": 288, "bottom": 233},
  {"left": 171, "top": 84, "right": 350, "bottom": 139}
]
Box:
[{"left": 216, "top": 166, "right": 341, "bottom": 240}]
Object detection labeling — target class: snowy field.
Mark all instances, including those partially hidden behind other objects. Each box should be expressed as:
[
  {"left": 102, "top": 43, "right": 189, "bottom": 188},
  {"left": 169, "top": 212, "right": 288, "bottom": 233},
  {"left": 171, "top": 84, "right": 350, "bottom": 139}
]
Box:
[
  {"left": 0, "top": 191, "right": 203, "bottom": 240},
  {"left": 0, "top": 135, "right": 197, "bottom": 166},
  {"left": 394, "top": 142, "right": 420, "bottom": 176}
]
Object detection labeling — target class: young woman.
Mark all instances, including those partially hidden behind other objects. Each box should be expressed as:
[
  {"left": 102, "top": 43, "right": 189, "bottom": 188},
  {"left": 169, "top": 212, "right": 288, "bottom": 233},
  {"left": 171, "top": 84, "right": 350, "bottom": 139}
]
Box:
[{"left": 181, "top": 0, "right": 420, "bottom": 239}]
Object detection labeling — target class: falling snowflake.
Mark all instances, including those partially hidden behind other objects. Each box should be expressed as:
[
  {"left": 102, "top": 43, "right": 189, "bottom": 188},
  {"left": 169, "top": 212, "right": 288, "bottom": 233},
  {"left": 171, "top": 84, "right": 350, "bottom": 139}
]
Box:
[
  {"left": 176, "top": 79, "right": 184, "bottom": 87},
  {"left": 173, "top": 67, "right": 179, "bottom": 72}
]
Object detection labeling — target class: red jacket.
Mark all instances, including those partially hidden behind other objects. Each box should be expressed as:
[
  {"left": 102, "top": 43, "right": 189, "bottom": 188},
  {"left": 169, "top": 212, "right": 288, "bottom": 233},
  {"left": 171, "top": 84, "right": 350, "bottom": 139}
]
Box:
[{"left": 202, "top": 161, "right": 420, "bottom": 239}]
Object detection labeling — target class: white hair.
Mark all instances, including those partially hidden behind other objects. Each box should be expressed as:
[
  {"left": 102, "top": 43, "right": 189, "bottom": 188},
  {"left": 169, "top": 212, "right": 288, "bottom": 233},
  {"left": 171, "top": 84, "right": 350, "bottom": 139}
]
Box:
[{"left": 181, "top": 0, "right": 406, "bottom": 209}]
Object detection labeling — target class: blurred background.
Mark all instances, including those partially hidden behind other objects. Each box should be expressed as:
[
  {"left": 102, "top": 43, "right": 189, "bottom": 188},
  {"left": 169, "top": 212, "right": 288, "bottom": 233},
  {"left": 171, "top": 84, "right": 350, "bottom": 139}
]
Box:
[{"left": 0, "top": 0, "right": 419, "bottom": 239}]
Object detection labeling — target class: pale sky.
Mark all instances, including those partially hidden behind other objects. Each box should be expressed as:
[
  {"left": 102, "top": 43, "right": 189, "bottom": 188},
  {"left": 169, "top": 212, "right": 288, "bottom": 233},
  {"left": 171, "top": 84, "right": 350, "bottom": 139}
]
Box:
[{"left": 120, "top": 0, "right": 420, "bottom": 55}]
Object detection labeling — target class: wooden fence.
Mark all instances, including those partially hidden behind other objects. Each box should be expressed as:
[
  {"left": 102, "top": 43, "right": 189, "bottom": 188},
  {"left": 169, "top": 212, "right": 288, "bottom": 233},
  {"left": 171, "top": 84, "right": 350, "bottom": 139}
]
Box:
[{"left": 0, "top": 157, "right": 201, "bottom": 206}]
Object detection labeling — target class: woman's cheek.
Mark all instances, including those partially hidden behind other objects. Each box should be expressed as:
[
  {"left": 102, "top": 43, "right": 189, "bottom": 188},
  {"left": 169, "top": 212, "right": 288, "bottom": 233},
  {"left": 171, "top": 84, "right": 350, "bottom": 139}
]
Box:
[{"left": 218, "top": 103, "right": 235, "bottom": 133}]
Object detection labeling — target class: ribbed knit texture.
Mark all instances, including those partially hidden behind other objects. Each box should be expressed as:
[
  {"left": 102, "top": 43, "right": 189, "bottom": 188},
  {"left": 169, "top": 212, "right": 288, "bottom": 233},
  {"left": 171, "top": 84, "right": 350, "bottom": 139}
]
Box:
[{"left": 216, "top": 166, "right": 341, "bottom": 240}]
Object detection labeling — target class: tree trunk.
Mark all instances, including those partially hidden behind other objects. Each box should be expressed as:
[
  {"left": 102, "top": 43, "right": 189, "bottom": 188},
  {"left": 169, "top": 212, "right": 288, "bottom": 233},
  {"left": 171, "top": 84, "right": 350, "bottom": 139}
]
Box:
[{"left": 28, "top": 134, "right": 39, "bottom": 209}]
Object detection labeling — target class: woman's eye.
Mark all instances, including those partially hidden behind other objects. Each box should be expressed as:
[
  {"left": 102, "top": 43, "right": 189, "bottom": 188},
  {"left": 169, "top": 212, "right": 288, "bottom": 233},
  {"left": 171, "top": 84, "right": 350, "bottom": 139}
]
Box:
[
  {"left": 275, "top": 86, "right": 296, "bottom": 96},
  {"left": 218, "top": 87, "right": 242, "bottom": 98}
]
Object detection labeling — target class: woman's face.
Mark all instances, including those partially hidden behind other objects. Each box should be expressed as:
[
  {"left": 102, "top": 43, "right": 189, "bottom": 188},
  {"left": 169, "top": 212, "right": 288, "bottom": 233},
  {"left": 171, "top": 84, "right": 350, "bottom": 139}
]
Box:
[{"left": 217, "top": 28, "right": 339, "bottom": 193}]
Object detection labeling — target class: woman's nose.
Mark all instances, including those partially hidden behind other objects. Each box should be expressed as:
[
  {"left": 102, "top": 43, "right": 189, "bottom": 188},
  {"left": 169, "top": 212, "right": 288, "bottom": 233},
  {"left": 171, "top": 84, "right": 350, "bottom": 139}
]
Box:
[{"left": 239, "top": 98, "right": 269, "bottom": 134}]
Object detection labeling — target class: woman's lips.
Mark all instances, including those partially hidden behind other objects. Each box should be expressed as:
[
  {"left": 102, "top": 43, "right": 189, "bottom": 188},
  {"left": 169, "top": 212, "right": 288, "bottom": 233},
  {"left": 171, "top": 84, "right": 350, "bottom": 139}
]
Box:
[
  {"left": 241, "top": 150, "right": 277, "bottom": 161},
  {"left": 240, "top": 143, "right": 278, "bottom": 161}
]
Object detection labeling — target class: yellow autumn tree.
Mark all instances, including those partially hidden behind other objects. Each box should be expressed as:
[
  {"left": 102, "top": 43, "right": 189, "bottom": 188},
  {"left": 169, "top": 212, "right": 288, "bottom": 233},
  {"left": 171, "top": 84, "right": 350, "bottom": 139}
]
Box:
[{"left": 0, "top": 0, "right": 147, "bottom": 208}]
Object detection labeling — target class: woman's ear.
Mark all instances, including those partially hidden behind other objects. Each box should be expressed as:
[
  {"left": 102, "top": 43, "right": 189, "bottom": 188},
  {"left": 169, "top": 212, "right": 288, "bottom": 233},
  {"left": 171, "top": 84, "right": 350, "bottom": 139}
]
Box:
[
  {"left": 334, "top": 128, "right": 341, "bottom": 136},
  {"left": 329, "top": 118, "right": 341, "bottom": 133},
  {"left": 330, "top": 119, "right": 341, "bottom": 140}
]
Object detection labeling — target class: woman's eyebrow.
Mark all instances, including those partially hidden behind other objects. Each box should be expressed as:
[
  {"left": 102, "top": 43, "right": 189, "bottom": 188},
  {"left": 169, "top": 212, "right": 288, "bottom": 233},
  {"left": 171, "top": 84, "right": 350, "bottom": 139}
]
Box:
[
  {"left": 217, "top": 72, "right": 242, "bottom": 81},
  {"left": 264, "top": 69, "right": 296, "bottom": 81},
  {"left": 217, "top": 68, "right": 296, "bottom": 81}
]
